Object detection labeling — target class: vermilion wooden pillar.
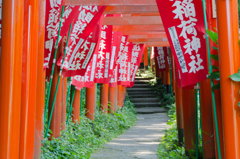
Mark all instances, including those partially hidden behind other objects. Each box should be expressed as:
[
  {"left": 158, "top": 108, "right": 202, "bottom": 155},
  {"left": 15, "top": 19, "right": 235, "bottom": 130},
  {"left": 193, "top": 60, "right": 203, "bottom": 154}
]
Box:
[
  {"left": 72, "top": 89, "right": 80, "bottom": 123},
  {"left": 118, "top": 85, "right": 124, "bottom": 107},
  {"left": 200, "top": 0, "right": 223, "bottom": 158},
  {"left": 108, "top": 86, "right": 116, "bottom": 113},
  {"left": 159, "top": 71, "right": 162, "bottom": 80},
  {"left": 33, "top": 0, "right": 45, "bottom": 157},
  {"left": 0, "top": 0, "right": 24, "bottom": 157},
  {"left": 182, "top": 89, "right": 196, "bottom": 153},
  {"left": 61, "top": 77, "right": 67, "bottom": 130},
  {"left": 166, "top": 64, "right": 170, "bottom": 85},
  {"left": 48, "top": 41, "right": 63, "bottom": 138},
  {"left": 139, "top": 56, "right": 144, "bottom": 69},
  {"left": 200, "top": 80, "right": 216, "bottom": 158},
  {"left": 100, "top": 84, "right": 109, "bottom": 114},
  {"left": 144, "top": 47, "right": 148, "bottom": 70},
  {"left": 155, "top": 58, "right": 159, "bottom": 78},
  {"left": 86, "top": 84, "right": 96, "bottom": 120},
  {"left": 20, "top": 0, "right": 39, "bottom": 158},
  {"left": 216, "top": 0, "right": 240, "bottom": 158},
  {"left": 213, "top": 89, "right": 224, "bottom": 159},
  {"left": 162, "top": 71, "right": 167, "bottom": 85},
  {"left": 205, "top": 0, "right": 224, "bottom": 158},
  {"left": 173, "top": 60, "right": 184, "bottom": 145}
]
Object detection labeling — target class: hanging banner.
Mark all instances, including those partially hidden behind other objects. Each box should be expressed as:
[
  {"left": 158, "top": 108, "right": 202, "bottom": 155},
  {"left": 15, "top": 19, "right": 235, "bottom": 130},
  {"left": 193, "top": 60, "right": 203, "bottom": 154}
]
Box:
[
  {"left": 83, "top": 54, "right": 98, "bottom": 88},
  {"left": 109, "top": 32, "right": 123, "bottom": 77},
  {"left": 53, "top": 6, "right": 81, "bottom": 44},
  {"left": 46, "top": 6, "right": 105, "bottom": 78},
  {"left": 45, "top": 6, "right": 99, "bottom": 69},
  {"left": 129, "top": 44, "right": 146, "bottom": 87},
  {"left": 164, "top": 47, "right": 171, "bottom": 69},
  {"left": 94, "top": 25, "right": 113, "bottom": 84},
  {"left": 109, "top": 32, "right": 123, "bottom": 87},
  {"left": 117, "top": 41, "right": 133, "bottom": 86},
  {"left": 154, "top": 47, "right": 166, "bottom": 72},
  {"left": 62, "top": 6, "right": 105, "bottom": 73},
  {"left": 116, "top": 35, "right": 129, "bottom": 62},
  {"left": 109, "top": 65, "right": 118, "bottom": 87},
  {"left": 156, "top": 0, "right": 208, "bottom": 87},
  {"left": 110, "top": 35, "right": 128, "bottom": 87},
  {"left": 58, "top": 15, "right": 103, "bottom": 77},
  {"left": 71, "top": 39, "right": 100, "bottom": 89},
  {"left": 44, "top": 0, "right": 63, "bottom": 68}
]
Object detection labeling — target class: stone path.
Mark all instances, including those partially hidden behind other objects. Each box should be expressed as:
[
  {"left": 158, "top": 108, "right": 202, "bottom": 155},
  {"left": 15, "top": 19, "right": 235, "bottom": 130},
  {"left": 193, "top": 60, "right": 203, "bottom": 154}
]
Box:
[
  {"left": 90, "top": 111, "right": 169, "bottom": 159},
  {"left": 90, "top": 77, "right": 169, "bottom": 159}
]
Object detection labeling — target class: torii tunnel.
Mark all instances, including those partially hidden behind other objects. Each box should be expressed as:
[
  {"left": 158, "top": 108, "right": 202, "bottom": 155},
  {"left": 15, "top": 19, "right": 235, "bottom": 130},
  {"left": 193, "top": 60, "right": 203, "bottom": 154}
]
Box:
[{"left": 0, "top": 0, "right": 239, "bottom": 158}]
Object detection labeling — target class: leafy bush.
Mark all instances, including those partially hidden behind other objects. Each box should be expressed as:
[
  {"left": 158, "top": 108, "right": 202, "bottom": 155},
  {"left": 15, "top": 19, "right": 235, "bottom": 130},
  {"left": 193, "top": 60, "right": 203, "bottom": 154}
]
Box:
[
  {"left": 149, "top": 81, "right": 175, "bottom": 107},
  {"left": 158, "top": 104, "right": 189, "bottom": 159},
  {"left": 136, "top": 68, "right": 155, "bottom": 78},
  {"left": 41, "top": 95, "right": 137, "bottom": 159},
  {"left": 158, "top": 104, "right": 204, "bottom": 159}
]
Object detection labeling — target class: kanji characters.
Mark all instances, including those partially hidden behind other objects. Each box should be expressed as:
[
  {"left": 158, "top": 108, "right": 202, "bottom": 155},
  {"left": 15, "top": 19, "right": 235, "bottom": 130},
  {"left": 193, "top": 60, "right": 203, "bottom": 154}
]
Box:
[{"left": 171, "top": 0, "right": 203, "bottom": 74}]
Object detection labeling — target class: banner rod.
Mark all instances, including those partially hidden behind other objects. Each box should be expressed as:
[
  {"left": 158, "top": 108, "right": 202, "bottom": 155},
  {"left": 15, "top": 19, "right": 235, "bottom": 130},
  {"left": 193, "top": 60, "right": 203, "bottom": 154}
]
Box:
[
  {"left": 44, "top": 6, "right": 65, "bottom": 127},
  {"left": 80, "top": 87, "right": 84, "bottom": 117},
  {"left": 201, "top": 0, "right": 222, "bottom": 158},
  {"left": 44, "top": 21, "right": 73, "bottom": 138},
  {"left": 66, "top": 77, "right": 72, "bottom": 106},
  {"left": 168, "top": 48, "right": 173, "bottom": 95},
  {"left": 195, "top": 88, "right": 199, "bottom": 159},
  {"left": 66, "top": 86, "right": 76, "bottom": 125}
]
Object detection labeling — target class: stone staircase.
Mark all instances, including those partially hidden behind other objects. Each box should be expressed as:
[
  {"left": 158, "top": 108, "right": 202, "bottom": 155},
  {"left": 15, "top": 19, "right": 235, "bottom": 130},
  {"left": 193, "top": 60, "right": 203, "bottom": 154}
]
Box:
[{"left": 127, "top": 77, "right": 167, "bottom": 114}]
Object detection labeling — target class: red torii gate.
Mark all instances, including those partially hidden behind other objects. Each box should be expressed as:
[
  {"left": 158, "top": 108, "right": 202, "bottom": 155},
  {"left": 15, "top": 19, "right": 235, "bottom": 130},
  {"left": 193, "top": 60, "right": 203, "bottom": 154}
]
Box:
[{"left": 0, "top": 0, "right": 239, "bottom": 159}]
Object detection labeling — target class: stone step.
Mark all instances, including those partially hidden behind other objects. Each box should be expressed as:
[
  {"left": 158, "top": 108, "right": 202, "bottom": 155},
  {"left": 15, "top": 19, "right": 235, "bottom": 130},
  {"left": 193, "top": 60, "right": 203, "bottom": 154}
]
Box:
[
  {"left": 135, "top": 77, "right": 154, "bottom": 81},
  {"left": 129, "top": 94, "right": 156, "bottom": 98},
  {"left": 133, "top": 102, "right": 160, "bottom": 108},
  {"left": 131, "top": 98, "right": 160, "bottom": 103},
  {"left": 127, "top": 88, "right": 153, "bottom": 91},
  {"left": 128, "top": 91, "right": 156, "bottom": 95},
  {"left": 132, "top": 84, "right": 150, "bottom": 88},
  {"left": 136, "top": 107, "right": 167, "bottom": 114},
  {"left": 134, "top": 81, "right": 149, "bottom": 84}
]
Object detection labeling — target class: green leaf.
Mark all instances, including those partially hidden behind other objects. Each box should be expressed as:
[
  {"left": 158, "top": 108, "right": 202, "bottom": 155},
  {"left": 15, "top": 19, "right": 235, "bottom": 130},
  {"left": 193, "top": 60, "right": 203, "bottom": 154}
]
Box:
[
  {"left": 229, "top": 72, "right": 240, "bottom": 82},
  {"left": 212, "top": 82, "right": 220, "bottom": 90},
  {"left": 238, "top": 102, "right": 240, "bottom": 107},
  {"left": 206, "top": 30, "right": 218, "bottom": 44},
  {"left": 208, "top": 72, "right": 220, "bottom": 79},
  {"left": 212, "top": 65, "right": 219, "bottom": 69},
  {"left": 212, "top": 46, "right": 218, "bottom": 50},
  {"left": 210, "top": 54, "right": 219, "bottom": 61}
]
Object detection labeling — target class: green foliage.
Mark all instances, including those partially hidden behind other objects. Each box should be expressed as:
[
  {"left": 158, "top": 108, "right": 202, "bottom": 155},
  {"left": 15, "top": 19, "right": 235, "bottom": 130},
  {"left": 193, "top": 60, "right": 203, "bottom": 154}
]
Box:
[
  {"left": 206, "top": 30, "right": 220, "bottom": 90},
  {"left": 149, "top": 81, "right": 175, "bottom": 106},
  {"left": 229, "top": 68, "right": 240, "bottom": 82},
  {"left": 41, "top": 95, "right": 137, "bottom": 159},
  {"left": 158, "top": 104, "right": 188, "bottom": 159},
  {"left": 158, "top": 104, "right": 204, "bottom": 159},
  {"left": 136, "top": 68, "right": 155, "bottom": 78},
  {"left": 229, "top": 68, "right": 240, "bottom": 107},
  {"left": 210, "top": 54, "right": 219, "bottom": 61},
  {"left": 206, "top": 30, "right": 218, "bottom": 45}
]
